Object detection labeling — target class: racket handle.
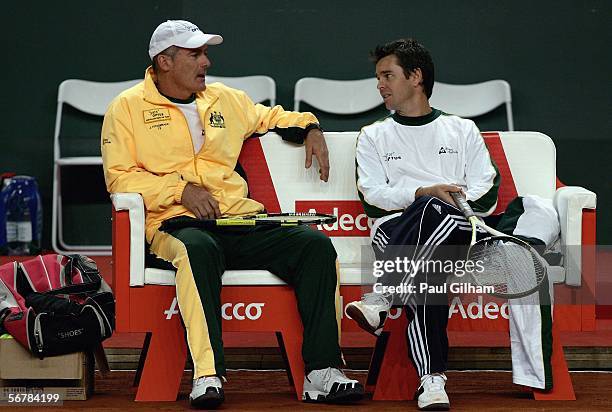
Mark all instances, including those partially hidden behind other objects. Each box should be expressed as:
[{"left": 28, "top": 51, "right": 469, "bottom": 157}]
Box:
[{"left": 450, "top": 191, "right": 476, "bottom": 218}]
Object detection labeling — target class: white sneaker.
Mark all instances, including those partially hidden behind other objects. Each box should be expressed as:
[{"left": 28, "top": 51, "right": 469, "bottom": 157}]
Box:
[
  {"left": 189, "top": 376, "right": 224, "bottom": 409},
  {"left": 302, "top": 367, "right": 364, "bottom": 403},
  {"left": 346, "top": 292, "right": 391, "bottom": 336},
  {"left": 417, "top": 373, "right": 450, "bottom": 410}
]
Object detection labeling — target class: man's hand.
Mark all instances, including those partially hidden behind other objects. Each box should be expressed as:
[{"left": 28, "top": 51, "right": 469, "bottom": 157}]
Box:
[
  {"left": 304, "top": 128, "right": 330, "bottom": 182},
  {"left": 415, "top": 184, "right": 464, "bottom": 207},
  {"left": 181, "top": 183, "right": 221, "bottom": 219}
]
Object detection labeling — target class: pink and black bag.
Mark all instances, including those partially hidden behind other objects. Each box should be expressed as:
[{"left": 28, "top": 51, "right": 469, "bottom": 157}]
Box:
[{"left": 0, "top": 254, "right": 114, "bottom": 358}]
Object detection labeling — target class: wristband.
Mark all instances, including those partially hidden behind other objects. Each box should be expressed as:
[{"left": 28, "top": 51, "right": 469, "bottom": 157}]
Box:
[{"left": 304, "top": 123, "right": 324, "bottom": 134}]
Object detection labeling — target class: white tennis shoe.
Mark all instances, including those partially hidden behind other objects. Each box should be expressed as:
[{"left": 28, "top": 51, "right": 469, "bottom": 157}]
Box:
[
  {"left": 346, "top": 292, "right": 392, "bottom": 336},
  {"left": 302, "top": 367, "right": 364, "bottom": 403},
  {"left": 189, "top": 376, "right": 224, "bottom": 409},
  {"left": 417, "top": 373, "right": 450, "bottom": 410}
]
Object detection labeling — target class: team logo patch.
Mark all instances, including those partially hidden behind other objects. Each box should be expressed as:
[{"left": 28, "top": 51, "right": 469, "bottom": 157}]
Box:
[
  {"left": 143, "top": 108, "right": 171, "bottom": 123},
  {"left": 383, "top": 152, "right": 402, "bottom": 161},
  {"left": 439, "top": 146, "right": 458, "bottom": 154},
  {"left": 209, "top": 111, "right": 226, "bottom": 128}
]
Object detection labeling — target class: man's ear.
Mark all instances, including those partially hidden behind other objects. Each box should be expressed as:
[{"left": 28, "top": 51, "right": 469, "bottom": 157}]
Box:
[
  {"left": 156, "top": 54, "right": 173, "bottom": 72},
  {"left": 410, "top": 68, "right": 423, "bottom": 87}
]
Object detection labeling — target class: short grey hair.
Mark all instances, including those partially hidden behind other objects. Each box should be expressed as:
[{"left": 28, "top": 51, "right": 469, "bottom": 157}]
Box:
[{"left": 152, "top": 45, "right": 179, "bottom": 72}]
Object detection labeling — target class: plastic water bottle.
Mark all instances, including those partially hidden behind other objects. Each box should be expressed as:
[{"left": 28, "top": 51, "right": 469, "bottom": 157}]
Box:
[{"left": 6, "top": 189, "right": 32, "bottom": 255}]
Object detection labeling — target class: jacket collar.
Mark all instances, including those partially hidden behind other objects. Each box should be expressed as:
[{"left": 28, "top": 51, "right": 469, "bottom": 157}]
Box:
[
  {"left": 142, "top": 66, "right": 219, "bottom": 107},
  {"left": 392, "top": 108, "right": 442, "bottom": 126}
]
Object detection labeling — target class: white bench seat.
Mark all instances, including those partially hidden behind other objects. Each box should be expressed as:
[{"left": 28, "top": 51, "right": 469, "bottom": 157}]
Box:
[{"left": 143, "top": 264, "right": 373, "bottom": 287}]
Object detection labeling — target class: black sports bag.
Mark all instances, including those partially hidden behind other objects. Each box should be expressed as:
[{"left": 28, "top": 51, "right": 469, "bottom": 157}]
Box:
[{"left": 0, "top": 254, "right": 115, "bottom": 358}]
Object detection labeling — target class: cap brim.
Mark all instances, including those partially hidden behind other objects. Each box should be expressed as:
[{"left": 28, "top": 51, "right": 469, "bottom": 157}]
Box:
[{"left": 180, "top": 32, "right": 223, "bottom": 49}]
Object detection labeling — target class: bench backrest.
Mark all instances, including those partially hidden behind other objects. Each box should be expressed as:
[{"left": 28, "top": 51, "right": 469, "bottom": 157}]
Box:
[{"left": 238, "top": 131, "right": 557, "bottom": 265}]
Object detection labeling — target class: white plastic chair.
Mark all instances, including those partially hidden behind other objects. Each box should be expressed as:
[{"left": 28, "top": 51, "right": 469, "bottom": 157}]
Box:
[
  {"left": 429, "top": 80, "right": 514, "bottom": 130},
  {"left": 52, "top": 79, "right": 141, "bottom": 255},
  {"left": 206, "top": 75, "right": 276, "bottom": 105},
  {"left": 293, "top": 77, "right": 383, "bottom": 114}
]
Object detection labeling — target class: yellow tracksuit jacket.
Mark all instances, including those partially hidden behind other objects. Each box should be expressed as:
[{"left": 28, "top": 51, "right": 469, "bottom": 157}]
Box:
[{"left": 101, "top": 68, "right": 318, "bottom": 242}]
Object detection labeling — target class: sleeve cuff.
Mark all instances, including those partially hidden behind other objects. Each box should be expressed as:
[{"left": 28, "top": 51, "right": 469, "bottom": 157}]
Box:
[
  {"left": 304, "top": 123, "right": 323, "bottom": 134},
  {"left": 174, "top": 179, "right": 188, "bottom": 203},
  {"left": 406, "top": 186, "right": 419, "bottom": 205}
]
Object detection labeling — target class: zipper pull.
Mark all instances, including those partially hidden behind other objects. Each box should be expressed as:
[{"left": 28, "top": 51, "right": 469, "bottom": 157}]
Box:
[{"left": 34, "top": 313, "right": 44, "bottom": 357}]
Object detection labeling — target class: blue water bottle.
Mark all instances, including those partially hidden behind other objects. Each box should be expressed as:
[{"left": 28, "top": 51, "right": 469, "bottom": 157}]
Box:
[
  {"left": 6, "top": 189, "right": 32, "bottom": 255},
  {"left": 2, "top": 176, "right": 42, "bottom": 255}
]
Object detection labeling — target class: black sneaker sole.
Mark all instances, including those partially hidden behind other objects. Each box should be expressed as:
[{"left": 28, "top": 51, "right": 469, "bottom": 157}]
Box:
[
  {"left": 419, "top": 402, "right": 450, "bottom": 411},
  {"left": 346, "top": 304, "right": 382, "bottom": 336},
  {"left": 303, "top": 385, "right": 365, "bottom": 404},
  {"left": 190, "top": 389, "right": 225, "bottom": 409},
  {"left": 326, "top": 386, "right": 365, "bottom": 404}
]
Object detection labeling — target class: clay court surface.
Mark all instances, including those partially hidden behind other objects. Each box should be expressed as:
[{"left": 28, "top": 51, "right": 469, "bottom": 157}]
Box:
[{"left": 40, "top": 369, "right": 612, "bottom": 411}]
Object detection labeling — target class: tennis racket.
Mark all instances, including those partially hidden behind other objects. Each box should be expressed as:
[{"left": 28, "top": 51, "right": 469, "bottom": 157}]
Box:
[
  {"left": 160, "top": 212, "right": 337, "bottom": 231},
  {"left": 450, "top": 192, "right": 547, "bottom": 299}
]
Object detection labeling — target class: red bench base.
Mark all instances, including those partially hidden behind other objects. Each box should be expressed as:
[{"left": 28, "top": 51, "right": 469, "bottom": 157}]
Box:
[{"left": 366, "top": 307, "right": 575, "bottom": 401}]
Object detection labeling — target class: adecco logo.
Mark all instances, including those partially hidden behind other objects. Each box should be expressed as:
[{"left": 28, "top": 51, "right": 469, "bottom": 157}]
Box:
[
  {"left": 221, "top": 302, "right": 265, "bottom": 320},
  {"left": 164, "top": 298, "right": 265, "bottom": 321},
  {"left": 295, "top": 200, "right": 370, "bottom": 236},
  {"left": 339, "top": 295, "right": 508, "bottom": 321},
  {"left": 448, "top": 296, "right": 509, "bottom": 320},
  {"left": 164, "top": 296, "right": 507, "bottom": 322}
]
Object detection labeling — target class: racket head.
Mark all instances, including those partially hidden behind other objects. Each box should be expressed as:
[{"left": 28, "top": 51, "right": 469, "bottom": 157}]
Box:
[{"left": 466, "top": 235, "right": 547, "bottom": 299}]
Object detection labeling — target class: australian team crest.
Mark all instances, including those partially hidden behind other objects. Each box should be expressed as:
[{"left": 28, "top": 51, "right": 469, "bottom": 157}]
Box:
[{"left": 209, "top": 111, "right": 225, "bottom": 128}]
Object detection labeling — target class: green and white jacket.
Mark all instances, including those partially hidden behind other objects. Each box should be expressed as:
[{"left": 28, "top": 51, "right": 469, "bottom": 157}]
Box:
[{"left": 356, "top": 109, "right": 500, "bottom": 221}]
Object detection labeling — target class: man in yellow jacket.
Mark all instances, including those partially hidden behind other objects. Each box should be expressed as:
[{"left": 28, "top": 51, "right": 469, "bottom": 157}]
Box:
[{"left": 101, "top": 20, "right": 363, "bottom": 409}]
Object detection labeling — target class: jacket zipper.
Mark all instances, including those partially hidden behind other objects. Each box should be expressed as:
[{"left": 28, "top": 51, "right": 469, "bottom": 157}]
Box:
[{"left": 173, "top": 107, "right": 200, "bottom": 176}]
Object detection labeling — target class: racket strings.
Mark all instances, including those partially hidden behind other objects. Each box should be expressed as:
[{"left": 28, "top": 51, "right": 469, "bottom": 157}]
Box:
[{"left": 468, "top": 239, "right": 546, "bottom": 297}]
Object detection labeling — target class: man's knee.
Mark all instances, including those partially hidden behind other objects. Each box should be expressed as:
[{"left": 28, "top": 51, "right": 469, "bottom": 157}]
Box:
[
  {"left": 405, "top": 195, "right": 454, "bottom": 220},
  {"left": 176, "top": 228, "right": 222, "bottom": 258},
  {"left": 411, "top": 195, "right": 436, "bottom": 208},
  {"left": 413, "top": 195, "right": 453, "bottom": 209},
  {"left": 287, "top": 227, "right": 338, "bottom": 286},
  {"left": 420, "top": 196, "right": 457, "bottom": 218},
  {"left": 294, "top": 226, "right": 337, "bottom": 258}
]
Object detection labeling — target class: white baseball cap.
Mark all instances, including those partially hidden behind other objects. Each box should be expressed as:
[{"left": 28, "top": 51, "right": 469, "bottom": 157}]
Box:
[{"left": 148, "top": 20, "right": 223, "bottom": 60}]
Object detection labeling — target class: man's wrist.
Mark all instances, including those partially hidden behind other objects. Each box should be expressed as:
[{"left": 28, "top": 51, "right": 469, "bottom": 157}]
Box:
[
  {"left": 304, "top": 123, "right": 323, "bottom": 136},
  {"left": 175, "top": 180, "right": 189, "bottom": 203}
]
